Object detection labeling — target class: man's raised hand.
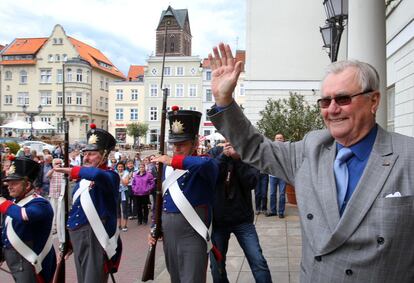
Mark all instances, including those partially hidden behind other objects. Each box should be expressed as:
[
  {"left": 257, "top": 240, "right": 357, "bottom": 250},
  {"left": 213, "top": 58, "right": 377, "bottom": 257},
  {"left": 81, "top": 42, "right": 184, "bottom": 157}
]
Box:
[{"left": 208, "top": 43, "right": 243, "bottom": 107}]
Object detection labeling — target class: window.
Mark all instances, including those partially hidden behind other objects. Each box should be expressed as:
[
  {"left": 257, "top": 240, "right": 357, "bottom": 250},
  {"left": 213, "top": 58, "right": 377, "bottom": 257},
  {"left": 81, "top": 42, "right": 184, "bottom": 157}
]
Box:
[
  {"left": 62, "top": 54, "right": 67, "bottom": 62},
  {"left": 176, "top": 84, "right": 184, "bottom": 97},
  {"left": 164, "top": 67, "right": 171, "bottom": 76},
  {"left": 239, "top": 83, "right": 245, "bottom": 96},
  {"left": 86, "top": 93, "right": 90, "bottom": 105},
  {"left": 66, "top": 92, "right": 72, "bottom": 104},
  {"left": 6, "top": 85, "right": 10, "bottom": 91},
  {"left": 4, "top": 95, "right": 12, "bottom": 104},
  {"left": 150, "top": 129, "right": 158, "bottom": 144},
  {"left": 149, "top": 107, "right": 158, "bottom": 121},
  {"left": 130, "top": 108, "right": 138, "bottom": 120},
  {"left": 116, "top": 89, "right": 123, "bottom": 101},
  {"left": 18, "top": 92, "right": 29, "bottom": 105},
  {"left": 53, "top": 38, "right": 57, "bottom": 44},
  {"left": 150, "top": 84, "right": 158, "bottom": 97},
  {"left": 57, "top": 69, "right": 63, "bottom": 83},
  {"left": 20, "top": 70, "right": 28, "bottom": 84},
  {"left": 99, "top": 97, "right": 104, "bottom": 109},
  {"left": 105, "top": 78, "right": 109, "bottom": 91},
  {"left": 100, "top": 76, "right": 104, "bottom": 90},
  {"left": 5, "top": 71, "right": 12, "bottom": 80},
  {"left": 76, "top": 69, "right": 83, "bottom": 82},
  {"left": 131, "top": 89, "right": 138, "bottom": 100},
  {"left": 105, "top": 98, "right": 108, "bottom": 111},
  {"left": 190, "top": 68, "right": 196, "bottom": 75},
  {"left": 57, "top": 92, "right": 63, "bottom": 105},
  {"left": 76, "top": 92, "right": 82, "bottom": 105},
  {"left": 66, "top": 69, "right": 72, "bottom": 82},
  {"left": 55, "top": 54, "right": 60, "bottom": 62},
  {"left": 59, "top": 38, "right": 63, "bottom": 44},
  {"left": 205, "top": 89, "right": 212, "bottom": 102},
  {"left": 151, "top": 68, "right": 157, "bottom": 75},
  {"left": 86, "top": 71, "right": 90, "bottom": 83},
  {"left": 41, "top": 117, "right": 51, "bottom": 123},
  {"left": 40, "top": 91, "right": 52, "bottom": 105},
  {"left": 176, "top": 67, "right": 184, "bottom": 76},
  {"left": 204, "top": 130, "right": 211, "bottom": 136},
  {"left": 40, "top": 70, "right": 52, "bottom": 83},
  {"left": 48, "top": 54, "right": 54, "bottom": 62},
  {"left": 189, "top": 84, "right": 197, "bottom": 97},
  {"left": 115, "top": 108, "right": 124, "bottom": 120},
  {"left": 206, "top": 70, "right": 211, "bottom": 81}
]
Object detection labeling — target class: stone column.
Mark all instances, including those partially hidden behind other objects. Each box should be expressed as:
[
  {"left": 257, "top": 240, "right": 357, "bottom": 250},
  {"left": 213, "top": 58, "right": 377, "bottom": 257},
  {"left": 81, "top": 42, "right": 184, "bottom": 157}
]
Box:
[{"left": 348, "top": 0, "right": 387, "bottom": 128}]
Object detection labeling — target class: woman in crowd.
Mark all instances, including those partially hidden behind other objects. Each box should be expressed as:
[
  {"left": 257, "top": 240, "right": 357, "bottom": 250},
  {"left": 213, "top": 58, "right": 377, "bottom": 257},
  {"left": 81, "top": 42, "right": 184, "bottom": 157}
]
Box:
[
  {"left": 131, "top": 163, "right": 154, "bottom": 225},
  {"left": 116, "top": 162, "right": 130, "bottom": 231},
  {"left": 125, "top": 159, "right": 137, "bottom": 220}
]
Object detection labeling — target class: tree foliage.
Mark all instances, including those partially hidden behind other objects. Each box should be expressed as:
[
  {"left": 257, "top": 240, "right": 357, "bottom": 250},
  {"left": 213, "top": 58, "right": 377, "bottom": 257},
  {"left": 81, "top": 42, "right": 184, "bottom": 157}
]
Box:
[
  {"left": 127, "top": 122, "right": 149, "bottom": 146},
  {"left": 257, "top": 92, "right": 324, "bottom": 141}
]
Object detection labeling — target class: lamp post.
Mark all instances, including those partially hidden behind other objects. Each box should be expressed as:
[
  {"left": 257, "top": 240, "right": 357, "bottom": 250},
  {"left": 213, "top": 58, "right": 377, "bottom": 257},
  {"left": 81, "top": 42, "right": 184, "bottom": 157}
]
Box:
[
  {"left": 320, "top": 0, "right": 348, "bottom": 62},
  {"left": 22, "top": 104, "right": 42, "bottom": 140}
]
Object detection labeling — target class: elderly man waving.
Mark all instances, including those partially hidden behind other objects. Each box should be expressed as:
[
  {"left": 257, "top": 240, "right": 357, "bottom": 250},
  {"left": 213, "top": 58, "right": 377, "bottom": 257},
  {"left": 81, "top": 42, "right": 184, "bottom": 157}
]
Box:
[{"left": 207, "top": 43, "right": 414, "bottom": 283}]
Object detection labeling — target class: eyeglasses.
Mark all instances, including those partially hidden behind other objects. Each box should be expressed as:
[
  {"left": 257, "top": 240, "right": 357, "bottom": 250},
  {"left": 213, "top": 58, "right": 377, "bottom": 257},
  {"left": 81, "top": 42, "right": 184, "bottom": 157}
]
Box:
[{"left": 317, "top": 90, "right": 373, "bottom": 109}]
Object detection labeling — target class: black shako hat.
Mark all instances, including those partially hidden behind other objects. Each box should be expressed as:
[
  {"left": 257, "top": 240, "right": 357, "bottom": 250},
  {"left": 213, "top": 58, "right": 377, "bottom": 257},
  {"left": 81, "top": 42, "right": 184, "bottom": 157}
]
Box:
[
  {"left": 83, "top": 123, "right": 116, "bottom": 152},
  {"left": 4, "top": 156, "right": 40, "bottom": 182},
  {"left": 168, "top": 106, "right": 202, "bottom": 143}
]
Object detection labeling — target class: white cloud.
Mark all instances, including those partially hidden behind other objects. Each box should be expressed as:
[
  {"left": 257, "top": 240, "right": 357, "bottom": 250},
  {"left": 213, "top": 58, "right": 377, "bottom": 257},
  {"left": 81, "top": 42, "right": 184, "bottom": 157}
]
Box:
[{"left": 0, "top": 0, "right": 245, "bottom": 75}]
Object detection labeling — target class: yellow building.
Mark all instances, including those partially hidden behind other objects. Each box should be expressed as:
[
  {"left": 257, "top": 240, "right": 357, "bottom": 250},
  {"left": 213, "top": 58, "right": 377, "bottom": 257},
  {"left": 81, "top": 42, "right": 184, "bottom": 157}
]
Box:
[{"left": 0, "top": 24, "right": 125, "bottom": 142}]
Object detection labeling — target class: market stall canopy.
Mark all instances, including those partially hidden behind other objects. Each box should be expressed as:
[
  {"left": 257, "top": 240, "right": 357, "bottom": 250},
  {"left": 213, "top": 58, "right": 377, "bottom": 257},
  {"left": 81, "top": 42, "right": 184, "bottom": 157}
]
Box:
[
  {"left": 0, "top": 120, "right": 31, "bottom": 130},
  {"left": 205, "top": 132, "right": 225, "bottom": 141},
  {"left": 32, "top": 121, "right": 56, "bottom": 130}
]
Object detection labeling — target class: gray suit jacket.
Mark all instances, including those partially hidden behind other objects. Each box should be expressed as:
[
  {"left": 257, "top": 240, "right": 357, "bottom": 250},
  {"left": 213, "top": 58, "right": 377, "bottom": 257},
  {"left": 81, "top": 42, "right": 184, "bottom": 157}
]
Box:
[{"left": 210, "top": 102, "right": 414, "bottom": 283}]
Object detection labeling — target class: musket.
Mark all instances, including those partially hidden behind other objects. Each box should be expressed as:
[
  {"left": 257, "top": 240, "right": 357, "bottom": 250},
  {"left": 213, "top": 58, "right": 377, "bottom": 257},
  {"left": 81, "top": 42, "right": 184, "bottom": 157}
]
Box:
[
  {"left": 53, "top": 64, "right": 70, "bottom": 283},
  {"left": 141, "top": 14, "right": 172, "bottom": 282}
]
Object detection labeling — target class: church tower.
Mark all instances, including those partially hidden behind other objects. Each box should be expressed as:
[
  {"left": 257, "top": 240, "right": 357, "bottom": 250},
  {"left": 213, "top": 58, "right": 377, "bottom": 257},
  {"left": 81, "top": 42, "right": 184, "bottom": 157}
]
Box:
[{"left": 156, "top": 5, "right": 192, "bottom": 57}]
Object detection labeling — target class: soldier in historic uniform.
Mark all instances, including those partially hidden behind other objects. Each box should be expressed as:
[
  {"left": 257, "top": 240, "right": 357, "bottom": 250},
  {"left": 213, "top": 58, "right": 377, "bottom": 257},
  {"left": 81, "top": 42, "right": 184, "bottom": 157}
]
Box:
[
  {"left": 149, "top": 106, "right": 220, "bottom": 283},
  {"left": 54, "top": 124, "right": 121, "bottom": 283},
  {"left": 0, "top": 156, "right": 56, "bottom": 282}
]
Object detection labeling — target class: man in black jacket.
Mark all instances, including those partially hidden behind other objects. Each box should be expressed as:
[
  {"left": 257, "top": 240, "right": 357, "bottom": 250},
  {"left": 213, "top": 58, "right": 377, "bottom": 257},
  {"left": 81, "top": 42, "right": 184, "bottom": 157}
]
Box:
[{"left": 209, "top": 143, "right": 272, "bottom": 283}]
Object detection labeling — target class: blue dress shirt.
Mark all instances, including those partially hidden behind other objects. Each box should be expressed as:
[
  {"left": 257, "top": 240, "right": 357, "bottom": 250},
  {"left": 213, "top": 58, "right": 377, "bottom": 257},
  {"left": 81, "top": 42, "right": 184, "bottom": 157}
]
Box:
[{"left": 337, "top": 125, "right": 378, "bottom": 214}]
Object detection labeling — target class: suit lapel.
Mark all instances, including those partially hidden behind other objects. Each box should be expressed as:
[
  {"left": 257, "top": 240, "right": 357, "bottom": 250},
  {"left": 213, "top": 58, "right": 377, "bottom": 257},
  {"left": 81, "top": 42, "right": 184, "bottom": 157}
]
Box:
[
  {"left": 316, "top": 142, "right": 340, "bottom": 232},
  {"left": 320, "top": 127, "right": 397, "bottom": 254}
]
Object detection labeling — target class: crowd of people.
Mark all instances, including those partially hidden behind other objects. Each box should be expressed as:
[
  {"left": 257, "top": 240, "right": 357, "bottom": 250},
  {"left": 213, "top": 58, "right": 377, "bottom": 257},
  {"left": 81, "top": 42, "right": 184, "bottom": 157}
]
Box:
[{"left": 0, "top": 41, "right": 413, "bottom": 283}]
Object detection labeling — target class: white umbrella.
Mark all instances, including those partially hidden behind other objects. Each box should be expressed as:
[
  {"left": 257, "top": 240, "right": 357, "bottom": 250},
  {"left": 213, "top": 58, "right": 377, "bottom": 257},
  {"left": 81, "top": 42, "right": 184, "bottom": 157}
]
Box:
[
  {"left": 32, "top": 121, "right": 56, "bottom": 130},
  {"left": 0, "top": 120, "right": 31, "bottom": 129},
  {"left": 205, "top": 132, "right": 225, "bottom": 141}
]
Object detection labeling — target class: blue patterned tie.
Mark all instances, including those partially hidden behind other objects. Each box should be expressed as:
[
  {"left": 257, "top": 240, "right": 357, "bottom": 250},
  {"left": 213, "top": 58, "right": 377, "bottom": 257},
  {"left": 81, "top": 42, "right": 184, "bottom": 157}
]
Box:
[{"left": 334, "top": 147, "right": 354, "bottom": 212}]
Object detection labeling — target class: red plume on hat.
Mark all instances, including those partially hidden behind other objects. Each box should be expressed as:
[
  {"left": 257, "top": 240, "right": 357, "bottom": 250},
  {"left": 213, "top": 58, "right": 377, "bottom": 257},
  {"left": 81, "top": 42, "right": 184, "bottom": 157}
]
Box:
[
  {"left": 90, "top": 123, "right": 96, "bottom": 129},
  {"left": 8, "top": 155, "right": 15, "bottom": 161},
  {"left": 172, "top": 105, "right": 179, "bottom": 112}
]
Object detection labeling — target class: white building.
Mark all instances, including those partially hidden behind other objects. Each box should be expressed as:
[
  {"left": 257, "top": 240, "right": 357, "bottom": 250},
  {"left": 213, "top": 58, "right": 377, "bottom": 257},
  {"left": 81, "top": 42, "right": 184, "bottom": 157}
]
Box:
[{"left": 245, "top": 0, "right": 414, "bottom": 137}]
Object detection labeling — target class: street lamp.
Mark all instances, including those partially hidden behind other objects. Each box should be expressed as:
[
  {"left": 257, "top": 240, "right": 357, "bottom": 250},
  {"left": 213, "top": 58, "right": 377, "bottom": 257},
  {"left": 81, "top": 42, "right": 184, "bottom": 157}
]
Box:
[
  {"left": 22, "top": 104, "right": 42, "bottom": 140},
  {"left": 320, "top": 0, "right": 348, "bottom": 62}
]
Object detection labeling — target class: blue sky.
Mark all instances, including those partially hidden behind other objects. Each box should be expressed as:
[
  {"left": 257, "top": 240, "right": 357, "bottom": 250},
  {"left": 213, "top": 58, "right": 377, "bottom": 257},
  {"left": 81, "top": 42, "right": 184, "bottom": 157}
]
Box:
[{"left": 0, "top": 0, "right": 246, "bottom": 75}]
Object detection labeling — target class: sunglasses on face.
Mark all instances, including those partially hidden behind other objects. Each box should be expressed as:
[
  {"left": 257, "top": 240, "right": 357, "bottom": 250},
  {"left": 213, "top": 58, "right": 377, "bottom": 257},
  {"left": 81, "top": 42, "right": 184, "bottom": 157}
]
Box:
[{"left": 317, "top": 90, "right": 373, "bottom": 109}]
